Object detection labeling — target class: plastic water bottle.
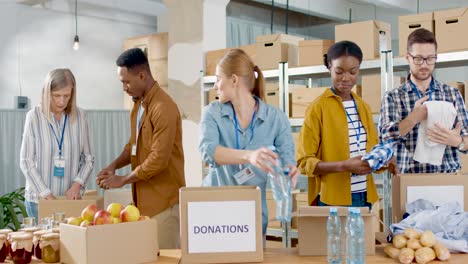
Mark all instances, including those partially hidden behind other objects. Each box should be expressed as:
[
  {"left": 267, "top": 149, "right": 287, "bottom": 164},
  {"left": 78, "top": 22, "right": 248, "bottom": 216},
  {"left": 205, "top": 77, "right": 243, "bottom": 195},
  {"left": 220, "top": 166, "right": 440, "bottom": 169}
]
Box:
[
  {"left": 349, "top": 209, "right": 366, "bottom": 264},
  {"left": 327, "top": 207, "right": 342, "bottom": 264},
  {"left": 266, "top": 146, "right": 292, "bottom": 222},
  {"left": 344, "top": 207, "right": 353, "bottom": 264}
]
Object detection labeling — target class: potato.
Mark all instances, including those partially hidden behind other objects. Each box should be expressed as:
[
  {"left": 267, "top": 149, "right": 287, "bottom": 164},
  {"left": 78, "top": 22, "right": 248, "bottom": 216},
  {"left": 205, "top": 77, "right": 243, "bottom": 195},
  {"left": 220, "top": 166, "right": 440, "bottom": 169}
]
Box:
[
  {"left": 392, "top": 234, "right": 408, "bottom": 249},
  {"left": 404, "top": 228, "right": 421, "bottom": 239},
  {"left": 399, "top": 247, "right": 415, "bottom": 264},
  {"left": 407, "top": 238, "right": 423, "bottom": 250},
  {"left": 433, "top": 242, "right": 451, "bottom": 261},
  {"left": 415, "top": 247, "right": 436, "bottom": 264},
  {"left": 384, "top": 244, "right": 400, "bottom": 259},
  {"left": 420, "top": 231, "right": 436, "bottom": 247}
]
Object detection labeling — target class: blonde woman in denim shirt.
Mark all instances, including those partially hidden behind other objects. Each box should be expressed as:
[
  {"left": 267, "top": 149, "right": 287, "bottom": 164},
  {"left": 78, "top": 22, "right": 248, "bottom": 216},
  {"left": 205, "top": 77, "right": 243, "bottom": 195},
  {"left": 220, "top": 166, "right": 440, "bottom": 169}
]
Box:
[{"left": 199, "top": 49, "right": 299, "bottom": 236}]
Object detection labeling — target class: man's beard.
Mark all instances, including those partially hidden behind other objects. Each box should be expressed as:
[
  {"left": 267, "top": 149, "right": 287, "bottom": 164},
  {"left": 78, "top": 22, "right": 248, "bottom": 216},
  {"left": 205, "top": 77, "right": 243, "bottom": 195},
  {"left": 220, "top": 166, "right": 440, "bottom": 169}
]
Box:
[{"left": 410, "top": 67, "right": 432, "bottom": 82}]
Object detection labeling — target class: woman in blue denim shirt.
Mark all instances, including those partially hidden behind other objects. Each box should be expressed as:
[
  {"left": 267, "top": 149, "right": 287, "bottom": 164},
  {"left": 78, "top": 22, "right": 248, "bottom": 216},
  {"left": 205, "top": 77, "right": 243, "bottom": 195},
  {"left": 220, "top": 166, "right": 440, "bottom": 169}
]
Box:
[{"left": 199, "top": 49, "right": 299, "bottom": 237}]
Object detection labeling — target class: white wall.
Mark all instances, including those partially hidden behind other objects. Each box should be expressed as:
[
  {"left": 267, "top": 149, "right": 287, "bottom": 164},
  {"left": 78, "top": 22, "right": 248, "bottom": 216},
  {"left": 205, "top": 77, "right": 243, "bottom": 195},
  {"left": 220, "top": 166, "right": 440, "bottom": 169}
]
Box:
[{"left": 0, "top": 3, "right": 157, "bottom": 110}]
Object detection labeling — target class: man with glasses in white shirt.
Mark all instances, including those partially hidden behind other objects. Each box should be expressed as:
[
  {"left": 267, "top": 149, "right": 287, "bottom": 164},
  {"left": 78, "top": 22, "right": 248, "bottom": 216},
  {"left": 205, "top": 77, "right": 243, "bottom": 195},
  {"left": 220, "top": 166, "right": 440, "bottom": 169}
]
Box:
[{"left": 379, "top": 28, "right": 468, "bottom": 174}]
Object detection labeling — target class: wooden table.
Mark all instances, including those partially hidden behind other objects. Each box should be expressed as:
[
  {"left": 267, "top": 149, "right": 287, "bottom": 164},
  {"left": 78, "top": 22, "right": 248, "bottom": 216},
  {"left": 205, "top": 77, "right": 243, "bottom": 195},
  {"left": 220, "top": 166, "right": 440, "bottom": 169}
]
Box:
[{"left": 8, "top": 247, "right": 468, "bottom": 263}]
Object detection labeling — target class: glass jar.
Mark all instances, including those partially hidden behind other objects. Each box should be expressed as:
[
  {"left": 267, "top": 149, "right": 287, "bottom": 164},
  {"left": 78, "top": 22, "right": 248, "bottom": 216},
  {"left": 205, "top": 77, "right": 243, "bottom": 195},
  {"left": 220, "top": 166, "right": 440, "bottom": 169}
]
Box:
[
  {"left": 52, "top": 212, "right": 65, "bottom": 228},
  {"left": 21, "top": 217, "right": 36, "bottom": 229},
  {"left": 0, "top": 229, "right": 12, "bottom": 259},
  {"left": 51, "top": 227, "right": 60, "bottom": 234},
  {"left": 9, "top": 233, "right": 33, "bottom": 264},
  {"left": 40, "top": 233, "right": 60, "bottom": 263},
  {"left": 0, "top": 234, "right": 7, "bottom": 262},
  {"left": 32, "top": 230, "right": 50, "bottom": 260},
  {"left": 19, "top": 227, "right": 42, "bottom": 234},
  {"left": 7, "top": 231, "right": 25, "bottom": 259}
]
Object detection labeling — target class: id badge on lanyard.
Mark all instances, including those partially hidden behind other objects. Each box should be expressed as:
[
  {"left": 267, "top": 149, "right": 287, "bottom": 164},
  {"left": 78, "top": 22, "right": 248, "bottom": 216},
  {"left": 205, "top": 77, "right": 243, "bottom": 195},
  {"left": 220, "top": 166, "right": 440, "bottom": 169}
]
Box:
[
  {"left": 132, "top": 101, "right": 144, "bottom": 156},
  {"left": 50, "top": 115, "right": 67, "bottom": 178}
]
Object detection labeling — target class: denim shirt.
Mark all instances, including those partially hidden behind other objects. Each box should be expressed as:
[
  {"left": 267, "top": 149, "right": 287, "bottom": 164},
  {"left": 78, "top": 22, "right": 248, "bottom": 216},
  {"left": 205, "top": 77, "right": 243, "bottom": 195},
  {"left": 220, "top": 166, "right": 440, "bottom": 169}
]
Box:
[{"left": 198, "top": 97, "right": 296, "bottom": 234}]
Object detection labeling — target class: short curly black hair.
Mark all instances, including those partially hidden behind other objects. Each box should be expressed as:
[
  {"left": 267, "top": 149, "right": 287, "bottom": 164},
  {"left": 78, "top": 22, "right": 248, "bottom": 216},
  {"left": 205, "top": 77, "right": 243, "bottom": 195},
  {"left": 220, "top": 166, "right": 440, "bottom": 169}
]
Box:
[
  {"left": 116, "top": 48, "right": 150, "bottom": 73},
  {"left": 323, "top": 41, "right": 363, "bottom": 69}
]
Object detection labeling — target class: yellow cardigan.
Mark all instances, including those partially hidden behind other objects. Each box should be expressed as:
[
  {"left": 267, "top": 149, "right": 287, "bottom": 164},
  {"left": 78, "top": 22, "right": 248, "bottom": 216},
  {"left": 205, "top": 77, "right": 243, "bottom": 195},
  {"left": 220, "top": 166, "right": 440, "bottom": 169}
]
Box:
[{"left": 296, "top": 88, "right": 379, "bottom": 206}]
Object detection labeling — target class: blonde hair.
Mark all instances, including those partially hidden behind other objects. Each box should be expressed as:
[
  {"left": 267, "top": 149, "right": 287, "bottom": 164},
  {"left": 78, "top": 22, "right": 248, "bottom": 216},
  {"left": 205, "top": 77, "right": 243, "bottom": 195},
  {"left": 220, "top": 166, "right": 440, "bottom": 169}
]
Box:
[
  {"left": 217, "top": 49, "right": 266, "bottom": 101},
  {"left": 40, "top": 68, "right": 77, "bottom": 123}
]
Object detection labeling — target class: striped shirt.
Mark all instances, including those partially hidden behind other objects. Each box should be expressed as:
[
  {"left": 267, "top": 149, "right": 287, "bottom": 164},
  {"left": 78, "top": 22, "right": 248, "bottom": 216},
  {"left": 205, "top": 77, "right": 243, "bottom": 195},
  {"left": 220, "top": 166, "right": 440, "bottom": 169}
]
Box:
[
  {"left": 343, "top": 100, "right": 368, "bottom": 193},
  {"left": 378, "top": 75, "right": 468, "bottom": 174},
  {"left": 20, "top": 106, "right": 94, "bottom": 203}
]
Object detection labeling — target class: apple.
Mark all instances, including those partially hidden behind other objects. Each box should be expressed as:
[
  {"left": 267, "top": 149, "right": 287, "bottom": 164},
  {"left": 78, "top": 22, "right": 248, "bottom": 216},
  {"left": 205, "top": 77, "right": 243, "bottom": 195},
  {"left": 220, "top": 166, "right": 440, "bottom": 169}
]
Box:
[
  {"left": 93, "top": 210, "right": 113, "bottom": 225},
  {"left": 106, "top": 203, "right": 124, "bottom": 218},
  {"left": 112, "top": 217, "right": 121, "bottom": 224},
  {"left": 120, "top": 205, "right": 140, "bottom": 222},
  {"left": 138, "top": 216, "right": 150, "bottom": 221},
  {"left": 81, "top": 204, "right": 98, "bottom": 222},
  {"left": 80, "top": 219, "right": 91, "bottom": 227},
  {"left": 67, "top": 217, "right": 83, "bottom": 226}
]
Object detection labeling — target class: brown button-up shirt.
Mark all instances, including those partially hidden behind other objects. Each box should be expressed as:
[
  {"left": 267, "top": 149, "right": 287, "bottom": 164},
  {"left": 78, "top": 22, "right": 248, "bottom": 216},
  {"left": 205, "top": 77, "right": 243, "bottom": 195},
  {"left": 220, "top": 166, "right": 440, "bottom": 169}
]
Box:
[{"left": 124, "top": 82, "right": 185, "bottom": 217}]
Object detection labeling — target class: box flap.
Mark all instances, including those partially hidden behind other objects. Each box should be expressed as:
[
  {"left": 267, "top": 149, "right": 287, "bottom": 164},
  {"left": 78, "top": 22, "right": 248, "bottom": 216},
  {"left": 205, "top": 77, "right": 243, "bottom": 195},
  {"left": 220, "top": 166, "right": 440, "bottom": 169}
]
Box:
[
  {"left": 399, "top": 12, "right": 434, "bottom": 23},
  {"left": 434, "top": 7, "right": 468, "bottom": 20},
  {"left": 298, "top": 39, "right": 334, "bottom": 47},
  {"left": 256, "top": 34, "right": 303, "bottom": 45},
  {"left": 180, "top": 186, "right": 258, "bottom": 193},
  {"left": 373, "top": 20, "right": 391, "bottom": 31}
]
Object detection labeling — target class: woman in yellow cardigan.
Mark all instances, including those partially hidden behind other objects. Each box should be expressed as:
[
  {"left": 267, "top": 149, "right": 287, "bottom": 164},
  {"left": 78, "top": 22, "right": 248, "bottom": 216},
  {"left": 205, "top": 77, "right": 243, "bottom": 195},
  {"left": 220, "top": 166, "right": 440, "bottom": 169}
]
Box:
[{"left": 296, "top": 41, "right": 395, "bottom": 208}]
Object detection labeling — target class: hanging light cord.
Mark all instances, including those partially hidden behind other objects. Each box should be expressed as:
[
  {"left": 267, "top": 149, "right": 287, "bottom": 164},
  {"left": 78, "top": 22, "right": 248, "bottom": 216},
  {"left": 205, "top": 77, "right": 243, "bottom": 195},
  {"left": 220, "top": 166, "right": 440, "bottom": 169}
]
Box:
[{"left": 75, "top": 0, "right": 78, "bottom": 36}]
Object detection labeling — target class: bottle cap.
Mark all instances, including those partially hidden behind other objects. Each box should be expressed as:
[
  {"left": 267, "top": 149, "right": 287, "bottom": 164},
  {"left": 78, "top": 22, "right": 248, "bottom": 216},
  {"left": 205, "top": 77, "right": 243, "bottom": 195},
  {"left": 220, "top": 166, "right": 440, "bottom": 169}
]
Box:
[{"left": 330, "top": 207, "right": 338, "bottom": 213}]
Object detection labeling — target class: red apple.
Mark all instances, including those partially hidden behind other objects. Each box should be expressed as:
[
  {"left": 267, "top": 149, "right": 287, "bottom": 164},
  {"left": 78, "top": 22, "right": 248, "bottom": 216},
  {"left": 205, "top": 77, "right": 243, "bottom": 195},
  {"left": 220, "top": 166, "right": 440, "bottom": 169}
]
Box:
[
  {"left": 67, "top": 217, "right": 83, "bottom": 226},
  {"left": 106, "top": 203, "right": 124, "bottom": 218},
  {"left": 93, "top": 210, "right": 113, "bottom": 225},
  {"left": 120, "top": 205, "right": 140, "bottom": 222},
  {"left": 81, "top": 204, "right": 98, "bottom": 222},
  {"left": 112, "top": 217, "right": 121, "bottom": 224}
]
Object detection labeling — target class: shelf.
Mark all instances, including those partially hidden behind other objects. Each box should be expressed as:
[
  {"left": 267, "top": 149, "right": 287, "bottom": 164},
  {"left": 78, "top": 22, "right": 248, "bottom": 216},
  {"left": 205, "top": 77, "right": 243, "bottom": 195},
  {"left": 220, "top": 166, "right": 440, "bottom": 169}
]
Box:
[
  {"left": 266, "top": 227, "right": 298, "bottom": 239},
  {"left": 202, "top": 68, "right": 280, "bottom": 84}
]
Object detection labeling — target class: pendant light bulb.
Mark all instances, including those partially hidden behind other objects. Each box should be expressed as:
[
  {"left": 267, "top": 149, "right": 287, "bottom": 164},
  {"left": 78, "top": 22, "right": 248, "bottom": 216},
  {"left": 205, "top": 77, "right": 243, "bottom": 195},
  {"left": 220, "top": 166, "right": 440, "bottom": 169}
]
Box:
[{"left": 73, "top": 35, "right": 80, "bottom": 50}]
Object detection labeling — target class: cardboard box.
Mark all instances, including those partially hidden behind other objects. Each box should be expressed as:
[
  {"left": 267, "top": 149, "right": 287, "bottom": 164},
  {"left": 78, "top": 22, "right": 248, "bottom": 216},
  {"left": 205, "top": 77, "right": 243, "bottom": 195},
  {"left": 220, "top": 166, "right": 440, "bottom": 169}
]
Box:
[
  {"left": 124, "top": 32, "right": 168, "bottom": 60},
  {"left": 460, "top": 154, "right": 468, "bottom": 173},
  {"left": 205, "top": 48, "right": 231, "bottom": 76},
  {"left": 435, "top": 8, "right": 468, "bottom": 53},
  {"left": 265, "top": 82, "right": 280, "bottom": 108},
  {"left": 240, "top": 44, "right": 257, "bottom": 64},
  {"left": 297, "top": 206, "right": 376, "bottom": 256},
  {"left": 447, "top": 81, "right": 465, "bottom": 101},
  {"left": 361, "top": 75, "right": 405, "bottom": 113},
  {"left": 60, "top": 220, "right": 158, "bottom": 264},
  {"left": 335, "top": 20, "right": 392, "bottom": 60},
  {"left": 392, "top": 173, "right": 468, "bottom": 223},
  {"left": 291, "top": 192, "right": 308, "bottom": 229},
  {"left": 150, "top": 59, "right": 168, "bottom": 86},
  {"left": 103, "top": 189, "right": 133, "bottom": 209},
  {"left": 180, "top": 186, "right": 263, "bottom": 263},
  {"left": 266, "top": 190, "right": 281, "bottom": 228},
  {"left": 38, "top": 196, "right": 103, "bottom": 220},
  {"left": 289, "top": 85, "right": 322, "bottom": 118},
  {"left": 255, "top": 34, "right": 304, "bottom": 70},
  {"left": 298, "top": 40, "right": 334, "bottom": 66},
  {"left": 398, "top": 12, "right": 434, "bottom": 56},
  {"left": 207, "top": 89, "right": 219, "bottom": 104}
]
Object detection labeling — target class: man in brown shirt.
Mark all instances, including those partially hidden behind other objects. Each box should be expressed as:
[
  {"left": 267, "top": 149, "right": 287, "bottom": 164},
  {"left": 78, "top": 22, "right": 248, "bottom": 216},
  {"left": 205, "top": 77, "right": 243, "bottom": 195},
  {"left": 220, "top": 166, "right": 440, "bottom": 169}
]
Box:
[{"left": 97, "top": 48, "right": 185, "bottom": 249}]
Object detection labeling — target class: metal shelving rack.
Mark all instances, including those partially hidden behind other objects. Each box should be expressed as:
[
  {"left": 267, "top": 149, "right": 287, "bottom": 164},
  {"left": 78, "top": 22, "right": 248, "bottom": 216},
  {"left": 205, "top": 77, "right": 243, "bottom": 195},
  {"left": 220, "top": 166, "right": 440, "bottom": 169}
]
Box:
[{"left": 200, "top": 44, "right": 468, "bottom": 247}]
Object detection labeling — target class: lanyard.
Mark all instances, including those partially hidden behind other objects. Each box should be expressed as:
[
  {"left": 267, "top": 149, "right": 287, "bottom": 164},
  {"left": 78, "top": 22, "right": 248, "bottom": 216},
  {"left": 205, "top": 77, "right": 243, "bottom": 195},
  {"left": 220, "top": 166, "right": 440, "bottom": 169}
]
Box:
[
  {"left": 232, "top": 101, "right": 257, "bottom": 150},
  {"left": 411, "top": 78, "right": 434, "bottom": 101},
  {"left": 136, "top": 100, "right": 144, "bottom": 143},
  {"left": 49, "top": 114, "right": 67, "bottom": 157},
  {"left": 331, "top": 88, "right": 362, "bottom": 152}
]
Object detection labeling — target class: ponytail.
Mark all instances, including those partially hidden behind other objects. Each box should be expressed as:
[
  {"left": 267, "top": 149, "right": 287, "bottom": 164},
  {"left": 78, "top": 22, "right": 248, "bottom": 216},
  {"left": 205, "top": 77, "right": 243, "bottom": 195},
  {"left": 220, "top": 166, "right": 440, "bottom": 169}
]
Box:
[{"left": 253, "top": 65, "right": 266, "bottom": 101}]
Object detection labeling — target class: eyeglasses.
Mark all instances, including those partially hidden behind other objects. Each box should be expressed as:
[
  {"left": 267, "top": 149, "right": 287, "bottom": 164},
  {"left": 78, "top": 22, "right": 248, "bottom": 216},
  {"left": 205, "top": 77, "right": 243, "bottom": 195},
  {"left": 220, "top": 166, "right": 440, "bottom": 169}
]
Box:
[{"left": 408, "top": 53, "right": 437, "bottom": 65}]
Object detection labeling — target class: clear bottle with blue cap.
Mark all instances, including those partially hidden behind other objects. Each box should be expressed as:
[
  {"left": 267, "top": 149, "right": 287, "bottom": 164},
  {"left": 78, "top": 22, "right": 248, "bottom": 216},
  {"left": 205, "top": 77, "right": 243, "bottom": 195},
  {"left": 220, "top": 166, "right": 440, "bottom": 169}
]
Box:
[
  {"left": 349, "top": 208, "right": 366, "bottom": 264},
  {"left": 327, "top": 207, "right": 342, "bottom": 264},
  {"left": 266, "top": 146, "right": 292, "bottom": 222}
]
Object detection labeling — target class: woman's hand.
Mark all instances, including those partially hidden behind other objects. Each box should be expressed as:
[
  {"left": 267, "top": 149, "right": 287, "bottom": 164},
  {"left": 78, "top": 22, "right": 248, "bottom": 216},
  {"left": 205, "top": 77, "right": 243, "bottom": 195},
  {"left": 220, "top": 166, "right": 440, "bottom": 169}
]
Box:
[
  {"left": 286, "top": 164, "right": 299, "bottom": 189},
  {"left": 248, "top": 147, "right": 278, "bottom": 173}
]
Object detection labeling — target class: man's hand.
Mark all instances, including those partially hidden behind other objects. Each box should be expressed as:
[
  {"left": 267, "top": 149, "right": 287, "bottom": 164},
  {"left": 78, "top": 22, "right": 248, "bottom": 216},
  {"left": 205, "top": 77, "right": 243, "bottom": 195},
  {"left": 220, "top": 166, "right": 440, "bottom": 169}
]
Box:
[
  {"left": 97, "top": 166, "right": 115, "bottom": 177},
  {"left": 97, "top": 174, "right": 126, "bottom": 189},
  {"left": 45, "top": 194, "right": 56, "bottom": 200},
  {"left": 427, "top": 122, "right": 463, "bottom": 147},
  {"left": 410, "top": 96, "right": 429, "bottom": 124},
  {"left": 65, "top": 182, "right": 82, "bottom": 200}
]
